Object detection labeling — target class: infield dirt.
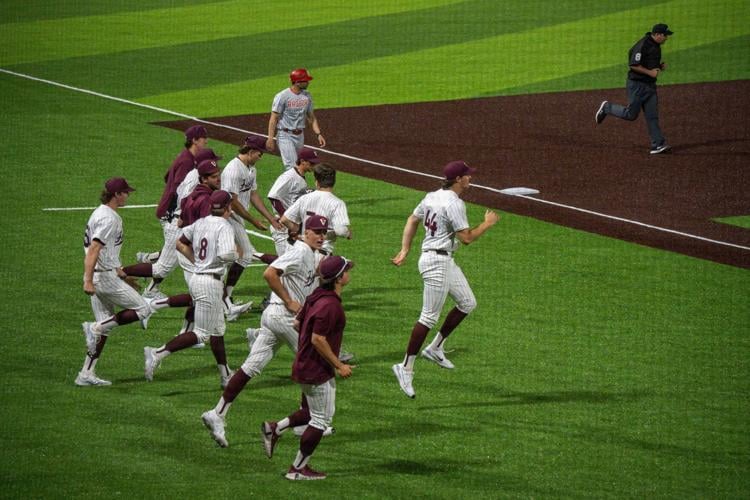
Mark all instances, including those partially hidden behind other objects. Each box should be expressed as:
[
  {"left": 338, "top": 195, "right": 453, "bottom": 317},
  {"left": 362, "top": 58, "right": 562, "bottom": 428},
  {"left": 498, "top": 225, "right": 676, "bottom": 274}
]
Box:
[{"left": 157, "top": 80, "right": 750, "bottom": 269}]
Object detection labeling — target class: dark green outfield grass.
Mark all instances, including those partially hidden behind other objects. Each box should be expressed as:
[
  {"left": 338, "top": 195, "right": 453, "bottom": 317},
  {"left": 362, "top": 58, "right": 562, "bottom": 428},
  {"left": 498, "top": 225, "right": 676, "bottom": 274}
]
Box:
[{"left": 1, "top": 1, "right": 748, "bottom": 497}]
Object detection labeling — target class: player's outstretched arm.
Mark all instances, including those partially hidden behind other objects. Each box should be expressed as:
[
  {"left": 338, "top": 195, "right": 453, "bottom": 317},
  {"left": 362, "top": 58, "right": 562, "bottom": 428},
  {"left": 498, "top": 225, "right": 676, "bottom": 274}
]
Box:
[
  {"left": 83, "top": 241, "right": 103, "bottom": 295},
  {"left": 250, "top": 191, "right": 283, "bottom": 231},
  {"left": 456, "top": 209, "right": 500, "bottom": 245},
  {"left": 392, "top": 215, "right": 420, "bottom": 266}
]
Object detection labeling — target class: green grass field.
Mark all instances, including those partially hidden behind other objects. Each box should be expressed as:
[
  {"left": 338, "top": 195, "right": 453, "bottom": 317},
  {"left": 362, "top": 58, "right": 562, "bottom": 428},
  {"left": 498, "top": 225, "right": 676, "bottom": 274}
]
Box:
[{"left": 1, "top": 1, "right": 748, "bottom": 498}]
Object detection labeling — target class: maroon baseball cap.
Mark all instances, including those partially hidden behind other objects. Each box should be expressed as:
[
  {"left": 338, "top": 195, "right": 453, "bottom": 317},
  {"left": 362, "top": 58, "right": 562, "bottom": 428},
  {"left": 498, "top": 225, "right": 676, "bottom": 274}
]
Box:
[
  {"left": 198, "top": 159, "right": 220, "bottom": 177},
  {"left": 105, "top": 177, "right": 135, "bottom": 195},
  {"left": 185, "top": 125, "right": 208, "bottom": 141},
  {"left": 243, "top": 135, "right": 268, "bottom": 152},
  {"left": 297, "top": 147, "right": 321, "bottom": 164},
  {"left": 195, "top": 148, "right": 221, "bottom": 163},
  {"left": 318, "top": 255, "right": 354, "bottom": 281},
  {"left": 443, "top": 160, "right": 477, "bottom": 180},
  {"left": 305, "top": 214, "right": 330, "bottom": 231},
  {"left": 210, "top": 190, "right": 232, "bottom": 210}
]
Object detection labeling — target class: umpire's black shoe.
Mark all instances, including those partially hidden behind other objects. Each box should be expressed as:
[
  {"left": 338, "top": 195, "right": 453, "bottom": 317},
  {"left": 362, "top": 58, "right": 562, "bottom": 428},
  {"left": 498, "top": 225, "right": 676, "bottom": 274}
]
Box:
[
  {"left": 650, "top": 144, "right": 672, "bottom": 155},
  {"left": 595, "top": 101, "right": 608, "bottom": 124}
]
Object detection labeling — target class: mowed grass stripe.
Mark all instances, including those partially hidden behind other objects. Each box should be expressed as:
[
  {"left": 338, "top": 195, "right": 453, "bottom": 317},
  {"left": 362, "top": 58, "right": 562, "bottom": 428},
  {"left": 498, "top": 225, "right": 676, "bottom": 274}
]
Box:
[
  {"left": 137, "top": 0, "right": 749, "bottom": 115},
  {"left": 0, "top": 0, "right": 462, "bottom": 66},
  {"left": 6, "top": 0, "right": 656, "bottom": 102}
]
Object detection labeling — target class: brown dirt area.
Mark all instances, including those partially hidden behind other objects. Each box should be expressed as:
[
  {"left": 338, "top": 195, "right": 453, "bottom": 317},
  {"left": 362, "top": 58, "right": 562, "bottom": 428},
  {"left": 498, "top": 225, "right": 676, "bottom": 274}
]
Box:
[{"left": 157, "top": 79, "right": 750, "bottom": 269}]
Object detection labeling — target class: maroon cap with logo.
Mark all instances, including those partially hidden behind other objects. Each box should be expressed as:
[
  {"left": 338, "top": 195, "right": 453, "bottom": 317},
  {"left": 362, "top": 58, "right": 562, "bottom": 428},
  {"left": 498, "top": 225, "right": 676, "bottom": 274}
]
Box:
[
  {"left": 195, "top": 148, "right": 221, "bottom": 163},
  {"left": 318, "top": 255, "right": 354, "bottom": 281},
  {"left": 105, "top": 177, "right": 135, "bottom": 195},
  {"left": 297, "top": 147, "right": 321, "bottom": 164},
  {"left": 198, "top": 159, "right": 220, "bottom": 177},
  {"left": 210, "top": 190, "right": 231, "bottom": 210},
  {"left": 185, "top": 125, "right": 208, "bottom": 141},
  {"left": 442, "top": 160, "right": 477, "bottom": 180},
  {"left": 243, "top": 135, "right": 268, "bottom": 152},
  {"left": 305, "top": 214, "right": 329, "bottom": 231}
]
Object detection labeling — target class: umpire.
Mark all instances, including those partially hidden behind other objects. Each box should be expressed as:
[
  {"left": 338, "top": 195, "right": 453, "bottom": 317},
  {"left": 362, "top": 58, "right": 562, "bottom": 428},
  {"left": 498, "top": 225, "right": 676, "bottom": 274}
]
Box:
[{"left": 596, "top": 23, "right": 674, "bottom": 155}]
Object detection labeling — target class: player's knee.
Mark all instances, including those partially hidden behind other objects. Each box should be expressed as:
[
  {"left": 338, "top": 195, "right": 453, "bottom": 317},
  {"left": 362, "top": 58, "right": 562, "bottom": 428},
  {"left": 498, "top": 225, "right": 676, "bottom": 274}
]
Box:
[
  {"left": 458, "top": 296, "right": 477, "bottom": 314},
  {"left": 195, "top": 331, "right": 211, "bottom": 343},
  {"left": 308, "top": 413, "right": 333, "bottom": 431},
  {"left": 237, "top": 255, "right": 253, "bottom": 267},
  {"left": 418, "top": 313, "right": 439, "bottom": 329}
]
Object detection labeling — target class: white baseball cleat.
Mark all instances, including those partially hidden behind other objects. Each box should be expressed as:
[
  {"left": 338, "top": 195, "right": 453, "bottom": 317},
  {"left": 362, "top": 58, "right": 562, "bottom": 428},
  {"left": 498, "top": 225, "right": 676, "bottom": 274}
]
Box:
[
  {"left": 75, "top": 371, "right": 112, "bottom": 386},
  {"left": 246, "top": 328, "right": 259, "bottom": 351},
  {"left": 392, "top": 363, "right": 416, "bottom": 399},
  {"left": 292, "top": 425, "right": 335, "bottom": 437},
  {"left": 82, "top": 322, "right": 99, "bottom": 354},
  {"left": 201, "top": 410, "right": 228, "bottom": 448},
  {"left": 192, "top": 342, "right": 205, "bottom": 349},
  {"left": 136, "top": 251, "right": 150, "bottom": 263},
  {"left": 338, "top": 351, "right": 355, "bottom": 363},
  {"left": 285, "top": 465, "right": 326, "bottom": 481},
  {"left": 142, "top": 288, "right": 167, "bottom": 300},
  {"left": 226, "top": 301, "right": 253, "bottom": 322},
  {"left": 421, "top": 346, "right": 455, "bottom": 369},
  {"left": 143, "top": 347, "right": 161, "bottom": 382},
  {"left": 220, "top": 369, "right": 235, "bottom": 389},
  {"left": 139, "top": 298, "right": 156, "bottom": 330}
]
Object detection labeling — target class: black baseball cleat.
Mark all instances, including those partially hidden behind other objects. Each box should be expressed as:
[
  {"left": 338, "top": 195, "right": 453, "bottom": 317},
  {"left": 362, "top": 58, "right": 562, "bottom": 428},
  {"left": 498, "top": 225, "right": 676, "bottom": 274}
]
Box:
[
  {"left": 595, "top": 101, "right": 608, "bottom": 124},
  {"left": 650, "top": 144, "right": 672, "bottom": 155}
]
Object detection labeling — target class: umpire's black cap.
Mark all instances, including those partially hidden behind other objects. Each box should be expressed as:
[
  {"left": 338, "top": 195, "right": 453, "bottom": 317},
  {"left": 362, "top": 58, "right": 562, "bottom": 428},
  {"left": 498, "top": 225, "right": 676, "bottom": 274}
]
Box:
[{"left": 651, "top": 23, "right": 673, "bottom": 35}]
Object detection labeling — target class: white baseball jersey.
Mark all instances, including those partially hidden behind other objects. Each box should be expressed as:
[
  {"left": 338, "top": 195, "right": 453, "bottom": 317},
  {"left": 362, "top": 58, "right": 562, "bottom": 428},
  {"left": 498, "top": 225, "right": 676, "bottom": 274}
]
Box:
[
  {"left": 268, "top": 241, "right": 318, "bottom": 305},
  {"left": 175, "top": 168, "right": 199, "bottom": 215},
  {"left": 267, "top": 167, "right": 309, "bottom": 216},
  {"left": 221, "top": 157, "right": 257, "bottom": 226},
  {"left": 181, "top": 216, "right": 235, "bottom": 275},
  {"left": 84, "top": 204, "right": 123, "bottom": 270},
  {"left": 284, "top": 190, "right": 349, "bottom": 254},
  {"left": 272, "top": 88, "right": 313, "bottom": 130},
  {"left": 414, "top": 189, "right": 469, "bottom": 253}
]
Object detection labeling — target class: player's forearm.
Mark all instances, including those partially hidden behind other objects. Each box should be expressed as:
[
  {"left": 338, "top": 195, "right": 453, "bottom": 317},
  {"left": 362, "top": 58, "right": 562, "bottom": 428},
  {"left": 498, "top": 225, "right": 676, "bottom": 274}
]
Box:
[
  {"left": 312, "top": 334, "right": 344, "bottom": 371},
  {"left": 279, "top": 216, "right": 300, "bottom": 234},
  {"left": 83, "top": 249, "right": 99, "bottom": 282},
  {"left": 267, "top": 113, "right": 279, "bottom": 139},
  {"left": 251, "top": 192, "right": 277, "bottom": 223},
  {"left": 400, "top": 216, "right": 419, "bottom": 252},
  {"left": 630, "top": 64, "right": 659, "bottom": 78},
  {"left": 176, "top": 239, "right": 195, "bottom": 263},
  {"left": 308, "top": 115, "right": 322, "bottom": 135},
  {"left": 263, "top": 268, "right": 291, "bottom": 305},
  {"left": 458, "top": 221, "right": 493, "bottom": 245},
  {"left": 232, "top": 198, "right": 260, "bottom": 225}
]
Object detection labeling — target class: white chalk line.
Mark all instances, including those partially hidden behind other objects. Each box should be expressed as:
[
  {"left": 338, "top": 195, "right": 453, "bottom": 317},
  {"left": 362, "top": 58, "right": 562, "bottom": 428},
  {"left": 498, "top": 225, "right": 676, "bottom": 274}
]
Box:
[{"left": 9, "top": 68, "right": 746, "bottom": 253}]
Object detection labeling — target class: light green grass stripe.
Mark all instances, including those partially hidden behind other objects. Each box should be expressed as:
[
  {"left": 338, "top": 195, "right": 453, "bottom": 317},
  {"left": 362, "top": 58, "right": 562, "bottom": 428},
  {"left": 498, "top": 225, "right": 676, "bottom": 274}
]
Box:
[
  {"left": 0, "top": 0, "right": 462, "bottom": 66},
  {"left": 138, "top": 0, "right": 749, "bottom": 115},
  {"left": 715, "top": 216, "right": 750, "bottom": 229}
]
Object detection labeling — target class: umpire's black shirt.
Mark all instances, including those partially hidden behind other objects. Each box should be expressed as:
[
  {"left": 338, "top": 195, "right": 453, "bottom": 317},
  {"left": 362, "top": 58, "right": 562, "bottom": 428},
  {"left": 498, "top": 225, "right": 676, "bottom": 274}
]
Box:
[{"left": 627, "top": 33, "right": 662, "bottom": 84}]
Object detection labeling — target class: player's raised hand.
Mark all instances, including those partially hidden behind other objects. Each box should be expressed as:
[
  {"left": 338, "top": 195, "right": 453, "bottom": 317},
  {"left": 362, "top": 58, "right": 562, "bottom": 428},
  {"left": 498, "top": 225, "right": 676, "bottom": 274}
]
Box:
[
  {"left": 484, "top": 209, "right": 500, "bottom": 226},
  {"left": 391, "top": 249, "right": 408, "bottom": 267}
]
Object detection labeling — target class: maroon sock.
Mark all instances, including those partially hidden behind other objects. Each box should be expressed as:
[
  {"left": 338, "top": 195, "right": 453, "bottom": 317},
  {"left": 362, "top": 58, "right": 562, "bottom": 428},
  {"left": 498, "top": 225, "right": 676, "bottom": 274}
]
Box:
[
  {"left": 299, "top": 426, "right": 324, "bottom": 457},
  {"left": 168, "top": 293, "right": 192, "bottom": 307},
  {"left": 184, "top": 306, "right": 195, "bottom": 322},
  {"left": 223, "top": 370, "right": 251, "bottom": 403},
  {"left": 225, "top": 263, "right": 244, "bottom": 288},
  {"left": 121, "top": 263, "right": 152, "bottom": 277},
  {"left": 209, "top": 336, "right": 227, "bottom": 366},
  {"left": 258, "top": 253, "right": 277, "bottom": 265},
  {"left": 406, "top": 322, "right": 431, "bottom": 356},
  {"left": 162, "top": 332, "right": 199, "bottom": 354},
  {"left": 86, "top": 336, "right": 109, "bottom": 367},
  {"left": 288, "top": 394, "right": 311, "bottom": 427},
  {"left": 115, "top": 309, "right": 139, "bottom": 325},
  {"left": 437, "top": 307, "right": 469, "bottom": 340}
]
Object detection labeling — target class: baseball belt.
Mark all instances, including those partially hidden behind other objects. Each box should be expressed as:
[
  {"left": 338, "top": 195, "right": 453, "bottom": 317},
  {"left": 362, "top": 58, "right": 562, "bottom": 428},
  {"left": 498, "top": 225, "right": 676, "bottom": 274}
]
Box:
[{"left": 280, "top": 128, "right": 303, "bottom": 135}]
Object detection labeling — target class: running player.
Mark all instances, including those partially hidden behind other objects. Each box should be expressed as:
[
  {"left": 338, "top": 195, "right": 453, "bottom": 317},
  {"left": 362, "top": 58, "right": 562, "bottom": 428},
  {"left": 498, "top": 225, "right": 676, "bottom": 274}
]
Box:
[
  {"left": 143, "top": 190, "right": 237, "bottom": 388},
  {"left": 261, "top": 255, "right": 354, "bottom": 481},
  {"left": 200, "top": 215, "right": 329, "bottom": 447},
  {"left": 391, "top": 161, "right": 499, "bottom": 398},
  {"left": 266, "top": 68, "right": 326, "bottom": 170},
  {"left": 77, "top": 178, "right": 155, "bottom": 386}
]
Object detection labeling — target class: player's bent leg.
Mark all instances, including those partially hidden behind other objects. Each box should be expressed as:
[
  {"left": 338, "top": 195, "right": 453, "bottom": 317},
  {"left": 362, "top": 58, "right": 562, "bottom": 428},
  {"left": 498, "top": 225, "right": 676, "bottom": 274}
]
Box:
[{"left": 240, "top": 327, "right": 281, "bottom": 377}]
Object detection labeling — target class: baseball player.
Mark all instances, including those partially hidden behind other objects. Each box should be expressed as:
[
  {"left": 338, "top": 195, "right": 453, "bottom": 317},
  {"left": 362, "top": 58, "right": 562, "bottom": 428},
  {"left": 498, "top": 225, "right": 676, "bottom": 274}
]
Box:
[
  {"left": 143, "top": 190, "right": 237, "bottom": 388},
  {"left": 77, "top": 178, "right": 155, "bottom": 386},
  {"left": 391, "top": 161, "right": 499, "bottom": 399},
  {"left": 144, "top": 125, "right": 208, "bottom": 298},
  {"left": 200, "top": 215, "right": 329, "bottom": 448},
  {"left": 222, "top": 135, "right": 284, "bottom": 316},
  {"left": 266, "top": 68, "right": 326, "bottom": 171},
  {"left": 595, "top": 23, "right": 674, "bottom": 154},
  {"left": 137, "top": 148, "right": 221, "bottom": 265},
  {"left": 267, "top": 147, "right": 320, "bottom": 256},
  {"left": 261, "top": 255, "right": 354, "bottom": 481},
  {"left": 280, "top": 163, "right": 351, "bottom": 256}
]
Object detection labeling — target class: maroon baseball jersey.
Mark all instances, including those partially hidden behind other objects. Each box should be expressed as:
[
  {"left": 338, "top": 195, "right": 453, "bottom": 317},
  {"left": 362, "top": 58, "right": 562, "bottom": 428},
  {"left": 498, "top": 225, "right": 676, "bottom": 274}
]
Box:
[
  {"left": 156, "top": 149, "right": 197, "bottom": 219},
  {"left": 292, "top": 288, "right": 346, "bottom": 385},
  {"left": 180, "top": 184, "right": 213, "bottom": 227}
]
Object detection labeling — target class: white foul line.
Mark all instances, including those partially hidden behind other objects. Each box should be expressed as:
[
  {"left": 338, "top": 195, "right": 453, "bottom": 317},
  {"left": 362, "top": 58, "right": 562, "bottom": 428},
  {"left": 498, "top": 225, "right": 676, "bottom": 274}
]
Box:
[
  {"left": 9, "top": 68, "right": 746, "bottom": 253},
  {"left": 43, "top": 203, "right": 158, "bottom": 211}
]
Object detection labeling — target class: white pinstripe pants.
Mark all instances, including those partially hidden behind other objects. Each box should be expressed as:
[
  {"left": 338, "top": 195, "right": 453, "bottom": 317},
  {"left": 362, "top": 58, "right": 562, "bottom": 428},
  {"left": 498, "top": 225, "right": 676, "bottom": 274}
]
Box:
[
  {"left": 89, "top": 270, "right": 150, "bottom": 324},
  {"left": 277, "top": 130, "right": 304, "bottom": 171},
  {"left": 301, "top": 378, "right": 336, "bottom": 430},
  {"left": 189, "top": 274, "right": 225, "bottom": 342},
  {"left": 229, "top": 219, "right": 256, "bottom": 267},
  {"left": 240, "top": 304, "right": 297, "bottom": 376},
  {"left": 417, "top": 252, "right": 477, "bottom": 328},
  {"left": 152, "top": 219, "right": 181, "bottom": 279}
]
